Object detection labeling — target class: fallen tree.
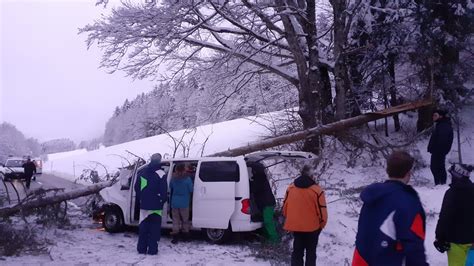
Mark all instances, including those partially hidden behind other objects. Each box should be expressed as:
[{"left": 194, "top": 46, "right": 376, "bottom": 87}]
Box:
[
  {"left": 0, "top": 181, "right": 113, "bottom": 218},
  {"left": 210, "top": 100, "right": 433, "bottom": 157},
  {"left": 0, "top": 100, "right": 432, "bottom": 218}
]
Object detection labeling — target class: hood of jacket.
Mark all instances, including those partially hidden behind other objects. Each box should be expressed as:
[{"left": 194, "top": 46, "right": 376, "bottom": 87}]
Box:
[
  {"left": 294, "top": 174, "right": 316, "bottom": 188},
  {"left": 360, "top": 180, "right": 413, "bottom": 205}
]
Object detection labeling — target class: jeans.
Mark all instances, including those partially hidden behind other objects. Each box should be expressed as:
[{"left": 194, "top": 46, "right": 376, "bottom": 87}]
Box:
[
  {"left": 431, "top": 153, "right": 447, "bottom": 185},
  {"left": 291, "top": 230, "right": 321, "bottom": 266}
]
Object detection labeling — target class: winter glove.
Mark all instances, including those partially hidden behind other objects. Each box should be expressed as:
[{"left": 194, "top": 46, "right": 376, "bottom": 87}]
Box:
[{"left": 434, "top": 240, "right": 450, "bottom": 253}]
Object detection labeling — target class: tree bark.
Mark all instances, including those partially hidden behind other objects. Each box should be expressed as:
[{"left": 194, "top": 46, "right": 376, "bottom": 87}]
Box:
[
  {"left": 0, "top": 181, "right": 114, "bottom": 218},
  {"left": 211, "top": 100, "right": 432, "bottom": 157},
  {"left": 320, "top": 66, "right": 334, "bottom": 124},
  {"left": 331, "top": 0, "right": 351, "bottom": 121},
  {"left": 388, "top": 54, "right": 401, "bottom": 132},
  {"left": 276, "top": 0, "right": 322, "bottom": 154}
]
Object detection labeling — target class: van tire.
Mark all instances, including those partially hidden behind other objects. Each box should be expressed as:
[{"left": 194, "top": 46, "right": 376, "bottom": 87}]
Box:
[
  {"left": 103, "top": 205, "right": 124, "bottom": 233},
  {"left": 204, "top": 227, "right": 231, "bottom": 244}
]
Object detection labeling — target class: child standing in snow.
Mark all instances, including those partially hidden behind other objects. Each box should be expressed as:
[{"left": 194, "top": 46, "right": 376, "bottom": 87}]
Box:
[
  {"left": 170, "top": 163, "right": 193, "bottom": 244},
  {"left": 352, "top": 151, "right": 428, "bottom": 266},
  {"left": 435, "top": 164, "right": 474, "bottom": 266}
]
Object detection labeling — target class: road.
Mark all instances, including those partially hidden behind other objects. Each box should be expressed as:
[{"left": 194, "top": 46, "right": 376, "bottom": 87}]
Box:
[{"left": 0, "top": 173, "right": 87, "bottom": 206}]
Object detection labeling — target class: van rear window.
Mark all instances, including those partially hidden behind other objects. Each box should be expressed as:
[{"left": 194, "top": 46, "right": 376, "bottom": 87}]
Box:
[{"left": 199, "top": 161, "right": 240, "bottom": 182}]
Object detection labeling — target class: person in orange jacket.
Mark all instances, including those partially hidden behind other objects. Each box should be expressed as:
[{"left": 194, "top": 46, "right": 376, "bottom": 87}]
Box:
[{"left": 283, "top": 165, "right": 328, "bottom": 266}]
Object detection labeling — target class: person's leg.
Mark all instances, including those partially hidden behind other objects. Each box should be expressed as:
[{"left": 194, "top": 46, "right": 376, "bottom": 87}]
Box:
[
  {"left": 25, "top": 174, "right": 32, "bottom": 189},
  {"left": 147, "top": 214, "right": 162, "bottom": 255},
  {"left": 466, "top": 245, "right": 474, "bottom": 266},
  {"left": 439, "top": 155, "right": 447, "bottom": 184},
  {"left": 304, "top": 230, "right": 320, "bottom": 266},
  {"left": 262, "top": 206, "right": 279, "bottom": 244},
  {"left": 171, "top": 208, "right": 181, "bottom": 235},
  {"left": 181, "top": 208, "right": 190, "bottom": 233},
  {"left": 431, "top": 154, "right": 440, "bottom": 185},
  {"left": 447, "top": 243, "right": 470, "bottom": 266},
  {"left": 291, "top": 232, "right": 305, "bottom": 266},
  {"left": 137, "top": 214, "right": 149, "bottom": 254}
]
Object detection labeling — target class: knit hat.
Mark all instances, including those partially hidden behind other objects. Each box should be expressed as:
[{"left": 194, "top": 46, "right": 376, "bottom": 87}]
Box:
[{"left": 448, "top": 164, "right": 473, "bottom": 179}]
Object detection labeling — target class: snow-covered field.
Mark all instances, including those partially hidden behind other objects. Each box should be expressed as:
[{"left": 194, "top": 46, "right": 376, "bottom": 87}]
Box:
[
  {"left": 4, "top": 105, "right": 473, "bottom": 265},
  {"left": 44, "top": 112, "right": 281, "bottom": 182}
]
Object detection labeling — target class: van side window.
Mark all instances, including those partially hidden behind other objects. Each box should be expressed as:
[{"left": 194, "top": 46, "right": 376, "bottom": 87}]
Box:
[{"left": 199, "top": 161, "right": 240, "bottom": 182}]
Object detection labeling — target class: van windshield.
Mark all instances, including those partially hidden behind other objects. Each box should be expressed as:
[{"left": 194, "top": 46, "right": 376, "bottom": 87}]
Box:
[{"left": 5, "top": 160, "right": 24, "bottom": 167}]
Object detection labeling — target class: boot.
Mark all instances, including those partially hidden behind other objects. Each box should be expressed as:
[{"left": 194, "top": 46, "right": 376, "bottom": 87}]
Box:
[
  {"left": 171, "top": 233, "right": 179, "bottom": 244},
  {"left": 182, "top": 232, "right": 191, "bottom": 242}
]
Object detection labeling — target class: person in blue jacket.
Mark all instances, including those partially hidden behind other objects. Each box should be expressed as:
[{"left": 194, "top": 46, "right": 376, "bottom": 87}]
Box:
[
  {"left": 134, "top": 153, "right": 167, "bottom": 255},
  {"left": 352, "top": 151, "right": 428, "bottom": 266},
  {"left": 169, "top": 163, "right": 193, "bottom": 243},
  {"left": 428, "top": 109, "right": 454, "bottom": 185}
]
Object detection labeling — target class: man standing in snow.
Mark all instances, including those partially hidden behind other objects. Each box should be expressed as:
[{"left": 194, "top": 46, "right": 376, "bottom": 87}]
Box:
[
  {"left": 134, "top": 153, "right": 167, "bottom": 255},
  {"left": 428, "top": 109, "right": 454, "bottom": 185},
  {"left": 352, "top": 151, "right": 428, "bottom": 266},
  {"left": 434, "top": 164, "right": 474, "bottom": 266},
  {"left": 283, "top": 165, "right": 327, "bottom": 266}
]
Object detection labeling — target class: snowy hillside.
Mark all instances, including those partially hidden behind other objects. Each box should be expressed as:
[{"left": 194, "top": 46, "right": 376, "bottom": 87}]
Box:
[{"left": 45, "top": 111, "right": 282, "bottom": 181}]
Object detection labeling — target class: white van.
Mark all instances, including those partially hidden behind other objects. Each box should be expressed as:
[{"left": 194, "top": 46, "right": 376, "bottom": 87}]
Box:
[{"left": 97, "top": 151, "right": 315, "bottom": 243}]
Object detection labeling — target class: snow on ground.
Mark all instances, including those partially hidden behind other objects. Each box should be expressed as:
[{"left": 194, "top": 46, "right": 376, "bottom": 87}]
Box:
[{"left": 4, "top": 105, "right": 473, "bottom": 265}]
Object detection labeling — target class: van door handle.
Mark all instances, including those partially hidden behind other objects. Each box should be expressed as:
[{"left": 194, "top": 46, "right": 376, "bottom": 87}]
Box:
[{"left": 200, "top": 187, "right": 206, "bottom": 195}]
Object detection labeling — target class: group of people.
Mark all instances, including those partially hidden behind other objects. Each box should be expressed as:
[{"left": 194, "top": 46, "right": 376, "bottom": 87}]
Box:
[
  {"left": 133, "top": 154, "right": 194, "bottom": 255},
  {"left": 131, "top": 109, "right": 473, "bottom": 265},
  {"left": 284, "top": 151, "right": 474, "bottom": 266}
]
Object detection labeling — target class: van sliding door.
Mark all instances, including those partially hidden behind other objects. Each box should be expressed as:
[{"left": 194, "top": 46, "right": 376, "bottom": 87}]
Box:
[{"left": 192, "top": 159, "right": 238, "bottom": 229}]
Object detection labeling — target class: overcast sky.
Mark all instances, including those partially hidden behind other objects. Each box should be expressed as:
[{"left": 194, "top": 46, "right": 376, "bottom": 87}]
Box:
[{"left": 0, "top": 0, "right": 153, "bottom": 143}]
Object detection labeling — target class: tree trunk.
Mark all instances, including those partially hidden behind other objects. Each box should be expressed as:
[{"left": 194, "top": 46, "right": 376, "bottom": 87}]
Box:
[
  {"left": 331, "top": 0, "right": 351, "bottom": 121},
  {"left": 0, "top": 181, "right": 114, "bottom": 218},
  {"left": 211, "top": 100, "right": 432, "bottom": 157},
  {"left": 320, "top": 66, "right": 334, "bottom": 125},
  {"left": 388, "top": 54, "right": 400, "bottom": 132},
  {"left": 276, "top": 0, "right": 322, "bottom": 154}
]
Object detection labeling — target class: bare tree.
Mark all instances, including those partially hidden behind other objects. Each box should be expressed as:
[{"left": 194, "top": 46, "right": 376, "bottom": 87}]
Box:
[{"left": 81, "top": 0, "right": 338, "bottom": 153}]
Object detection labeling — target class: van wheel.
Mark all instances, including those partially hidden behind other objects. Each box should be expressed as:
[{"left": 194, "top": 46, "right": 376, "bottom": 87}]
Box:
[
  {"left": 103, "top": 206, "right": 124, "bottom": 233},
  {"left": 205, "top": 228, "right": 231, "bottom": 244}
]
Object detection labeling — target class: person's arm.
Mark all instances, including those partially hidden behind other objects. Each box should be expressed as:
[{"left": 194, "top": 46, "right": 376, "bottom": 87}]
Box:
[
  {"left": 318, "top": 189, "right": 328, "bottom": 229},
  {"left": 435, "top": 190, "right": 453, "bottom": 242},
  {"left": 439, "top": 124, "right": 454, "bottom": 155},
  {"left": 394, "top": 201, "right": 429, "bottom": 266},
  {"left": 282, "top": 188, "right": 290, "bottom": 217},
  {"left": 187, "top": 177, "right": 193, "bottom": 193}
]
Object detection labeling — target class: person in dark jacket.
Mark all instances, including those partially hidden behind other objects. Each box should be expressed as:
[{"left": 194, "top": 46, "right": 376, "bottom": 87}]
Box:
[
  {"left": 428, "top": 109, "right": 454, "bottom": 185},
  {"left": 134, "top": 153, "right": 167, "bottom": 255},
  {"left": 283, "top": 165, "right": 328, "bottom": 266},
  {"left": 352, "top": 151, "right": 428, "bottom": 266},
  {"left": 435, "top": 164, "right": 474, "bottom": 266},
  {"left": 22, "top": 157, "right": 36, "bottom": 189},
  {"left": 250, "top": 162, "right": 279, "bottom": 244}
]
